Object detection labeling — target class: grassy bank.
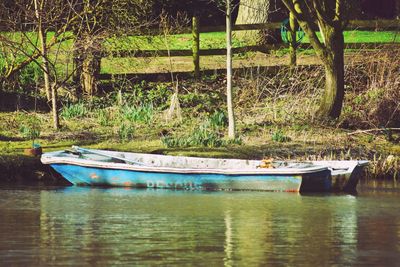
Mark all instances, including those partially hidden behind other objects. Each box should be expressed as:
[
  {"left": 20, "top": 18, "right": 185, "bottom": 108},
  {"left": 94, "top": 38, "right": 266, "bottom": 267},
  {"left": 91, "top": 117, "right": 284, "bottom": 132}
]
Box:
[
  {"left": 1, "top": 70, "right": 400, "bottom": 183},
  {"left": 1, "top": 46, "right": 399, "bottom": 184},
  {"left": 0, "top": 111, "right": 399, "bottom": 184}
]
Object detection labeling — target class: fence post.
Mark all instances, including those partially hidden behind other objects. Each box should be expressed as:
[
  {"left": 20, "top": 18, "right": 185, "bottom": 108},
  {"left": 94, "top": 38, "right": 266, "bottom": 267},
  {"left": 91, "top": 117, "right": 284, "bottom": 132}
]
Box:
[
  {"left": 192, "top": 16, "right": 200, "bottom": 79},
  {"left": 289, "top": 12, "right": 298, "bottom": 67}
]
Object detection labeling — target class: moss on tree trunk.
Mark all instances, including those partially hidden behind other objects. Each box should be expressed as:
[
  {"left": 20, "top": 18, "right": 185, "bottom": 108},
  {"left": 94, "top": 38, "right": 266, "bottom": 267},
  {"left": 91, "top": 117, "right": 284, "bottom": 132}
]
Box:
[
  {"left": 317, "top": 27, "right": 345, "bottom": 119},
  {"left": 80, "top": 40, "right": 101, "bottom": 97}
]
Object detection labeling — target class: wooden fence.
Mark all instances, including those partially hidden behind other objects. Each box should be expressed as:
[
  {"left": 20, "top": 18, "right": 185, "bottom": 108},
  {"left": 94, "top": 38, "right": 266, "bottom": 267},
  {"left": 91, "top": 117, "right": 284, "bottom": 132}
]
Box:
[{"left": 100, "top": 19, "right": 400, "bottom": 79}]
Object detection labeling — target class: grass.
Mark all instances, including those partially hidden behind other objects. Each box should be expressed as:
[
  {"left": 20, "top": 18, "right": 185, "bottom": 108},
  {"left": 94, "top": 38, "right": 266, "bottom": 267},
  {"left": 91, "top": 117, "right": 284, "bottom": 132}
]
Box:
[
  {"left": 106, "top": 32, "right": 249, "bottom": 51},
  {"left": 1, "top": 110, "right": 399, "bottom": 180},
  {"left": 1, "top": 55, "right": 400, "bottom": 179},
  {"left": 303, "top": 30, "right": 400, "bottom": 44},
  {"left": 2, "top": 30, "right": 399, "bottom": 79},
  {"left": 107, "top": 31, "right": 400, "bottom": 51},
  {"left": 2, "top": 30, "right": 399, "bottom": 183}
]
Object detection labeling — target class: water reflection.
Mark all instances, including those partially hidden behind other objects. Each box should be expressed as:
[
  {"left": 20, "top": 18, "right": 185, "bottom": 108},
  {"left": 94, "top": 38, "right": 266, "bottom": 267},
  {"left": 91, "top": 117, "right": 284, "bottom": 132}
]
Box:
[
  {"left": 223, "top": 211, "right": 233, "bottom": 267},
  {"left": 0, "top": 185, "right": 400, "bottom": 265}
]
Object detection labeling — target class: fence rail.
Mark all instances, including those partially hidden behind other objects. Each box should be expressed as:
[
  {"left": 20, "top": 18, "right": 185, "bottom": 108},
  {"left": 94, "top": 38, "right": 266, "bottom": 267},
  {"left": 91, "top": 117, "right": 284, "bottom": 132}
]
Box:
[
  {"left": 149, "top": 19, "right": 400, "bottom": 34},
  {"left": 101, "top": 19, "right": 400, "bottom": 79},
  {"left": 105, "top": 43, "right": 399, "bottom": 58}
]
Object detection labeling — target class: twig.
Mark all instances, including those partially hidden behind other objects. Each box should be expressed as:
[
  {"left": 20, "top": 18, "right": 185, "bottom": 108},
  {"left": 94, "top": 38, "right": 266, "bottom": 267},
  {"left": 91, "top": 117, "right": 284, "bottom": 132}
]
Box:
[{"left": 347, "top": 128, "right": 400, "bottom": 136}]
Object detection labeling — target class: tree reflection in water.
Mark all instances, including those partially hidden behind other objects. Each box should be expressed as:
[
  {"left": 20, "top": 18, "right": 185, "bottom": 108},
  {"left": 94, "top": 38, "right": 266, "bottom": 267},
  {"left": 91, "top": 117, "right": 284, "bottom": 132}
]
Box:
[{"left": 0, "top": 186, "right": 399, "bottom": 265}]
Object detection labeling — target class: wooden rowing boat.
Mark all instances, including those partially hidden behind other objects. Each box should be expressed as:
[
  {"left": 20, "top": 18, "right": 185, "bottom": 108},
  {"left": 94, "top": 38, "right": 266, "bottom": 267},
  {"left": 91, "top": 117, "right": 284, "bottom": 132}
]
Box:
[{"left": 41, "top": 146, "right": 368, "bottom": 192}]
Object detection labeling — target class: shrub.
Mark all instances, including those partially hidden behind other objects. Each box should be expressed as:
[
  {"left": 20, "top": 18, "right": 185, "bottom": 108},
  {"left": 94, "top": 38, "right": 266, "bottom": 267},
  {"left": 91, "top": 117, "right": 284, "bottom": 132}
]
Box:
[
  {"left": 341, "top": 49, "right": 400, "bottom": 129},
  {"left": 19, "top": 62, "right": 43, "bottom": 86}
]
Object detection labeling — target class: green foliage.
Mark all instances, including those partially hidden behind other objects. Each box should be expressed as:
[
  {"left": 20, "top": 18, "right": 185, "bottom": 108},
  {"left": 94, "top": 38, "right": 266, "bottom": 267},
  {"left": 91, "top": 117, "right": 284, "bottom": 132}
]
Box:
[
  {"left": 180, "top": 91, "right": 223, "bottom": 112},
  {"left": 61, "top": 102, "right": 88, "bottom": 119},
  {"left": 96, "top": 109, "right": 111, "bottom": 126},
  {"left": 19, "top": 63, "right": 43, "bottom": 86},
  {"left": 208, "top": 110, "right": 228, "bottom": 128},
  {"left": 161, "top": 113, "right": 241, "bottom": 148},
  {"left": 120, "top": 103, "right": 154, "bottom": 124},
  {"left": 19, "top": 115, "right": 41, "bottom": 147},
  {"left": 271, "top": 129, "right": 291, "bottom": 143},
  {"left": 88, "top": 95, "right": 115, "bottom": 109},
  {"left": 147, "top": 84, "right": 171, "bottom": 109},
  {"left": 117, "top": 123, "right": 135, "bottom": 142},
  {"left": 111, "top": 79, "right": 172, "bottom": 109},
  {"left": 292, "top": 124, "right": 310, "bottom": 132}
]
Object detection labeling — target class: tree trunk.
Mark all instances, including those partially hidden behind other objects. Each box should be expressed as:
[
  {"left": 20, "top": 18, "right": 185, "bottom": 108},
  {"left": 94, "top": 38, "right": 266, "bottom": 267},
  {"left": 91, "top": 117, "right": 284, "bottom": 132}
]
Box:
[
  {"left": 236, "top": 0, "right": 270, "bottom": 25},
  {"left": 51, "top": 83, "right": 59, "bottom": 129},
  {"left": 280, "top": 0, "right": 347, "bottom": 120},
  {"left": 317, "top": 27, "right": 345, "bottom": 119},
  {"left": 236, "top": 0, "right": 284, "bottom": 44},
  {"left": 227, "top": 0, "right": 236, "bottom": 139},
  {"left": 289, "top": 11, "right": 297, "bottom": 67},
  {"left": 72, "top": 41, "right": 83, "bottom": 95},
  {"left": 39, "top": 30, "right": 51, "bottom": 101},
  {"left": 192, "top": 16, "right": 200, "bottom": 79},
  {"left": 33, "top": 0, "right": 51, "bottom": 101},
  {"left": 80, "top": 40, "right": 101, "bottom": 97},
  {"left": 236, "top": 0, "right": 271, "bottom": 44},
  {"left": 396, "top": 0, "right": 400, "bottom": 19}
]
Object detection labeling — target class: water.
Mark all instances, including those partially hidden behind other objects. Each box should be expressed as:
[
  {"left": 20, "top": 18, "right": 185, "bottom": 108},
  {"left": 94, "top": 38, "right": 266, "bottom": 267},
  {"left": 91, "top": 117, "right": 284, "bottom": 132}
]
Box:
[{"left": 1, "top": 181, "right": 400, "bottom": 266}]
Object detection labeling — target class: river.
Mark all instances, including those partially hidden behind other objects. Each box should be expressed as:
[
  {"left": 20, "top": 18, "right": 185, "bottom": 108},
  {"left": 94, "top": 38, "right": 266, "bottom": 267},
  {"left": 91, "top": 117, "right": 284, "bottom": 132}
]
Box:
[{"left": 0, "top": 180, "right": 399, "bottom": 266}]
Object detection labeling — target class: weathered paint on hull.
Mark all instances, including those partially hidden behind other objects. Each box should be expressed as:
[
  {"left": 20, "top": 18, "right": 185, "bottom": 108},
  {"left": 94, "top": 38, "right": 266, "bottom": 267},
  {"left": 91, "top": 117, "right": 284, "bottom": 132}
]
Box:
[{"left": 51, "top": 164, "right": 305, "bottom": 192}]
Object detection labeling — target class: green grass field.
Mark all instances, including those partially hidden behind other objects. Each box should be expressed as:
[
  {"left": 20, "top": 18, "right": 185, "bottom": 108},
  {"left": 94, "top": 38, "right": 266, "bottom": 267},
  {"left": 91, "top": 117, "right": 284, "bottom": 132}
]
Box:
[
  {"left": 1, "top": 30, "right": 399, "bottom": 78},
  {"left": 107, "top": 30, "right": 400, "bottom": 51}
]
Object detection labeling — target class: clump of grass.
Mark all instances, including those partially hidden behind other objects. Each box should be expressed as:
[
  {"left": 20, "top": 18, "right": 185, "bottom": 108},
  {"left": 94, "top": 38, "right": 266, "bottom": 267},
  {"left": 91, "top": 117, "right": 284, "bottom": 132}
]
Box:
[
  {"left": 271, "top": 129, "right": 291, "bottom": 143},
  {"left": 161, "top": 131, "right": 241, "bottom": 148},
  {"left": 121, "top": 103, "right": 154, "bottom": 124},
  {"left": 61, "top": 102, "right": 88, "bottom": 119},
  {"left": 161, "top": 124, "right": 223, "bottom": 148},
  {"left": 19, "top": 114, "right": 41, "bottom": 148},
  {"left": 368, "top": 154, "right": 399, "bottom": 180},
  {"left": 208, "top": 110, "right": 228, "bottom": 128},
  {"left": 161, "top": 112, "right": 241, "bottom": 148},
  {"left": 117, "top": 123, "right": 135, "bottom": 142},
  {"left": 96, "top": 109, "right": 111, "bottom": 127}
]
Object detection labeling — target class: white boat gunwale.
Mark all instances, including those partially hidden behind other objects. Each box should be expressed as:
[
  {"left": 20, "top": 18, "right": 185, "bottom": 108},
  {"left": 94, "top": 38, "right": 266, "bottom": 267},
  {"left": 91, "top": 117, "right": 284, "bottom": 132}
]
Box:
[{"left": 41, "top": 150, "right": 332, "bottom": 176}]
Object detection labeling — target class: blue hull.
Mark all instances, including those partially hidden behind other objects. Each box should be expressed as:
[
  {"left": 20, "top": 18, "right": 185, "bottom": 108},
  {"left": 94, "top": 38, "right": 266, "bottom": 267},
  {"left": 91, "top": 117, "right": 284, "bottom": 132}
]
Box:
[{"left": 51, "top": 164, "right": 305, "bottom": 192}]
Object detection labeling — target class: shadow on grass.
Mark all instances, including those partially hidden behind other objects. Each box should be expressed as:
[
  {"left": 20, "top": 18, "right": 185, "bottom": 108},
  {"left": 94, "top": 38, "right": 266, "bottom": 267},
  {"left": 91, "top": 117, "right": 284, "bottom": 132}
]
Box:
[{"left": 0, "top": 135, "right": 24, "bottom": 142}]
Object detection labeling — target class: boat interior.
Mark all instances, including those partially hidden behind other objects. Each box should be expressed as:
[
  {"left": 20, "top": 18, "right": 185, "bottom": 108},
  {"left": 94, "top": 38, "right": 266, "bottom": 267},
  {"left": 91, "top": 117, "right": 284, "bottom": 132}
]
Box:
[{"left": 55, "top": 148, "right": 323, "bottom": 171}]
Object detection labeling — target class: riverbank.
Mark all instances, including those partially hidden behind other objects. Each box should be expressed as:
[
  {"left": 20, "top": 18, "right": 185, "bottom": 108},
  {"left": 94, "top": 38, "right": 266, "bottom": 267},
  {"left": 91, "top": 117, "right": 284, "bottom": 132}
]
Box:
[
  {"left": 1, "top": 49, "right": 399, "bottom": 184},
  {"left": 1, "top": 116, "right": 399, "bottom": 185}
]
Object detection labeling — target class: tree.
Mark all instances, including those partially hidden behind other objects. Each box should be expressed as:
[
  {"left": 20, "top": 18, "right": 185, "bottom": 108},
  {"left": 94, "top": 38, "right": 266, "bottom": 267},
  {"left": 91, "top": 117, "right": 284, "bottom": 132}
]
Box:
[
  {"left": 72, "top": 0, "right": 154, "bottom": 97},
  {"left": 33, "top": 0, "right": 51, "bottom": 101},
  {"left": 0, "top": 0, "right": 77, "bottom": 129},
  {"left": 281, "top": 0, "right": 353, "bottom": 119},
  {"left": 226, "top": 0, "right": 235, "bottom": 139},
  {"left": 1, "top": 0, "right": 154, "bottom": 129},
  {"left": 236, "top": 0, "right": 286, "bottom": 44}
]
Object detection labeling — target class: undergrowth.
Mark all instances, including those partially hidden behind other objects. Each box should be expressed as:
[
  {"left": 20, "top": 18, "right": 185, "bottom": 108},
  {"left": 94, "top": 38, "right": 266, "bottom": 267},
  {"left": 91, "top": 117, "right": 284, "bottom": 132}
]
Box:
[{"left": 161, "top": 110, "right": 240, "bottom": 148}]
